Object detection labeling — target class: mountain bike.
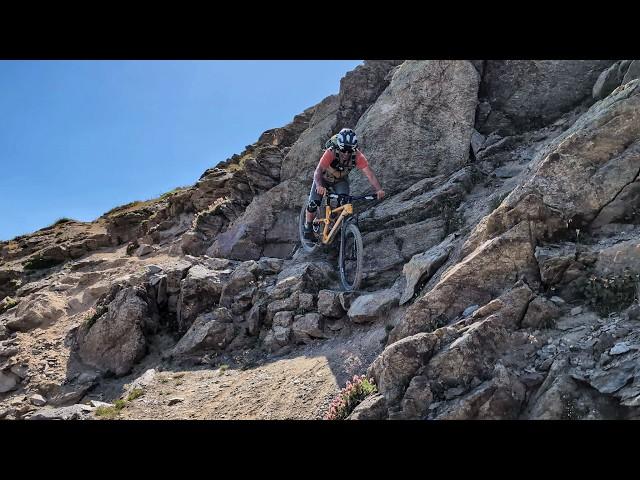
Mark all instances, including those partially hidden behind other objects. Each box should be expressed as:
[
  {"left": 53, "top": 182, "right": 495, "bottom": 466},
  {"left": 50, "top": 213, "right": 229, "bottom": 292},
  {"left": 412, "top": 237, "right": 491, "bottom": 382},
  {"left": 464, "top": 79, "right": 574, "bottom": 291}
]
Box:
[{"left": 298, "top": 190, "right": 376, "bottom": 291}]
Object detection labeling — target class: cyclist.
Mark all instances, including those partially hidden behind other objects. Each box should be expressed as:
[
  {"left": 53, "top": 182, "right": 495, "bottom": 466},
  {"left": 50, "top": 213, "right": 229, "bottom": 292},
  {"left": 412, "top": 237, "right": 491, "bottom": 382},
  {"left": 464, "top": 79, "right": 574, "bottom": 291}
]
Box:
[{"left": 303, "top": 128, "right": 385, "bottom": 240}]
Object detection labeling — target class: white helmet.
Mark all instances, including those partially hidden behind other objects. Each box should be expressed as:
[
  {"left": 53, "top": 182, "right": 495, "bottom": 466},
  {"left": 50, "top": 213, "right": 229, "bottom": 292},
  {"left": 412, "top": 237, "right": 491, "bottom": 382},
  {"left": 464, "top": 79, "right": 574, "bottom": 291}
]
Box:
[{"left": 336, "top": 128, "right": 358, "bottom": 152}]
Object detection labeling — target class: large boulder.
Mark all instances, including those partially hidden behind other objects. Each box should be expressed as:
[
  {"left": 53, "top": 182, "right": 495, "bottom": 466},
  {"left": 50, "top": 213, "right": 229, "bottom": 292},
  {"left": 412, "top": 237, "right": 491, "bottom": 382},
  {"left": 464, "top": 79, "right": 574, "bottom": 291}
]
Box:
[
  {"left": 477, "top": 60, "right": 613, "bottom": 135},
  {"left": 177, "top": 265, "right": 227, "bottom": 332},
  {"left": 369, "top": 332, "right": 441, "bottom": 404},
  {"left": 163, "top": 260, "right": 193, "bottom": 314},
  {"left": 317, "top": 290, "right": 345, "bottom": 318},
  {"left": 350, "top": 60, "right": 480, "bottom": 195},
  {"left": 291, "top": 313, "right": 326, "bottom": 343},
  {"left": 0, "top": 370, "right": 20, "bottom": 393},
  {"left": 170, "top": 307, "right": 236, "bottom": 356},
  {"left": 268, "top": 261, "right": 336, "bottom": 300},
  {"left": 423, "top": 284, "right": 533, "bottom": 389},
  {"left": 593, "top": 60, "right": 634, "bottom": 100},
  {"left": 218, "top": 261, "right": 259, "bottom": 306},
  {"left": 5, "top": 291, "right": 68, "bottom": 332},
  {"left": 592, "top": 60, "right": 640, "bottom": 101},
  {"left": 347, "top": 288, "right": 400, "bottom": 324},
  {"left": 347, "top": 393, "right": 388, "bottom": 420},
  {"left": 623, "top": 60, "right": 640, "bottom": 85},
  {"left": 206, "top": 179, "right": 308, "bottom": 260},
  {"left": 594, "top": 240, "right": 640, "bottom": 276},
  {"left": 76, "top": 286, "right": 152, "bottom": 377},
  {"left": 521, "top": 296, "right": 561, "bottom": 329}
]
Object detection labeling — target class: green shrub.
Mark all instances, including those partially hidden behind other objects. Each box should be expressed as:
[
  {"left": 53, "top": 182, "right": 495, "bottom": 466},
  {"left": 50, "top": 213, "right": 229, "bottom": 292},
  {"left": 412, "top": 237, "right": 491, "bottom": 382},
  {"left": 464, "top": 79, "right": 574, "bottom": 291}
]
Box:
[
  {"left": 84, "top": 306, "right": 107, "bottom": 330},
  {"left": 0, "top": 297, "right": 19, "bottom": 314},
  {"left": 325, "top": 375, "right": 378, "bottom": 420},
  {"left": 437, "top": 197, "right": 465, "bottom": 235},
  {"left": 159, "top": 186, "right": 189, "bottom": 200},
  {"left": 95, "top": 406, "right": 120, "bottom": 419},
  {"left": 126, "top": 388, "right": 144, "bottom": 401},
  {"left": 583, "top": 269, "right": 639, "bottom": 316}
]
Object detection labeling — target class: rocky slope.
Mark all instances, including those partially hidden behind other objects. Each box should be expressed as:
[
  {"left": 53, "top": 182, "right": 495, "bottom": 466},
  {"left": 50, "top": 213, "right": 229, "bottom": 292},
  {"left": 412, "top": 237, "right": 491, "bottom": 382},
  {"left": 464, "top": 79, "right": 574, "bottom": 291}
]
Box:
[{"left": 2, "top": 59, "right": 640, "bottom": 420}]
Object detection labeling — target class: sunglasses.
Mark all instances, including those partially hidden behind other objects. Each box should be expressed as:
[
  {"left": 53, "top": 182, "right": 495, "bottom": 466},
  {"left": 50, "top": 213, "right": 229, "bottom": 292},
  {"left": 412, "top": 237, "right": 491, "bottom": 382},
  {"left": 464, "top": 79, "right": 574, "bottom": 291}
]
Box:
[{"left": 338, "top": 147, "right": 354, "bottom": 153}]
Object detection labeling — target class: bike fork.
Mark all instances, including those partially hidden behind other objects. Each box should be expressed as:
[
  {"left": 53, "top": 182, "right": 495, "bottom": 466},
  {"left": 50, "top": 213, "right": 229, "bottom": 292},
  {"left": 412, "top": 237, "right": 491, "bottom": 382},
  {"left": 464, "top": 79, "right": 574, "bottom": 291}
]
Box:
[{"left": 338, "top": 222, "right": 347, "bottom": 278}]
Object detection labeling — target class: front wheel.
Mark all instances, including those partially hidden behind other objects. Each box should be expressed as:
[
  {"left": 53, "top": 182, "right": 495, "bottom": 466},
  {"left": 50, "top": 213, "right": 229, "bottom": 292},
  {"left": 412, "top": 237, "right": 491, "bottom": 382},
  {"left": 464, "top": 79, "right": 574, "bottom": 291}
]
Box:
[
  {"left": 299, "top": 204, "right": 318, "bottom": 253},
  {"left": 339, "top": 222, "right": 363, "bottom": 291}
]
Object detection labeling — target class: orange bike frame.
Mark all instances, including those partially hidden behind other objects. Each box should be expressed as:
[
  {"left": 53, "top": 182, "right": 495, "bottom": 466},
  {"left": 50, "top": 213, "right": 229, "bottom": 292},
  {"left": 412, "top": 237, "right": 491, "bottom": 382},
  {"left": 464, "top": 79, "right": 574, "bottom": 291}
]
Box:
[{"left": 315, "top": 203, "right": 353, "bottom": 245}]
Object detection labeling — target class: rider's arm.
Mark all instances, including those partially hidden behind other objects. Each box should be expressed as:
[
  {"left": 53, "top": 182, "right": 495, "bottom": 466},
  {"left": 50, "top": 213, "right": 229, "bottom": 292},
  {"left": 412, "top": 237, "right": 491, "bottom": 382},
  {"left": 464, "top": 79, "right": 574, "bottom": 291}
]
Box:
[
  {"left": 314, "top": 164, "right": 326, "bottom": 188},
  {"left": 356, "top": 152, "right": 384, "bottom": 198},
  {"left": 361, "top": 166, "right": 383, "bottom": 193}
]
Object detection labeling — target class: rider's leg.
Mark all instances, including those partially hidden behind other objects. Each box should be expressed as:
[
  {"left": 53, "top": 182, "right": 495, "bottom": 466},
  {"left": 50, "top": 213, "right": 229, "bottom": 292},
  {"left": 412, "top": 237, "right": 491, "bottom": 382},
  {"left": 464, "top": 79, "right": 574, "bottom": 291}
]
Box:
[
  {"left": 305, "top": 181, "right": 323, "bottom": 238},
  {"left": 306, "top": 180, "right": 323, "bottom": 223}
]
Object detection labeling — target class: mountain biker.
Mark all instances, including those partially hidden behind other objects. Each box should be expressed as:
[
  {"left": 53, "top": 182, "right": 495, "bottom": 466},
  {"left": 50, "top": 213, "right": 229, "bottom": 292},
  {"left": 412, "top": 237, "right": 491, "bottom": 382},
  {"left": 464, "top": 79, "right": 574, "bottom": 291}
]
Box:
[{"left": 303, "top": 128, "right": 385, "bottom": 241}]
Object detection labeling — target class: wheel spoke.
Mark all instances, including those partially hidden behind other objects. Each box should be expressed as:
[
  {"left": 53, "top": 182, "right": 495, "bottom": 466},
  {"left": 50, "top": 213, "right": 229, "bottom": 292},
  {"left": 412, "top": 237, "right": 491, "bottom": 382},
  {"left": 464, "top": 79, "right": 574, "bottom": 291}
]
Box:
[{"left": 342, "top": 231, "right": 359, "bottom": 287}]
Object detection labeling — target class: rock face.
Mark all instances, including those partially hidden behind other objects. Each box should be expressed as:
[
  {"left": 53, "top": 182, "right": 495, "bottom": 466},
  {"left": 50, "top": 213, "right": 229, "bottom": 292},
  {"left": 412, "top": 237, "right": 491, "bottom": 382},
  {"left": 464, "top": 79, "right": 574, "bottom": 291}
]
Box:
[
  {"left": 465, "top": 78, "right": 640, "bottom": 256},
  {"left": 280, "top": 61, "right": 402, "bottom": 186},
  {"left": 177, "top": 265, "right": 226, "bottom": 332},
  {"left": 279, "top": 95, "right": 340, "bottom": 184},
  {"left": 351, "top": 60, "right": 480, "bottom": 195},
  {"left": 75, "top": 286, "right": 153, "bottom": 376},
  {"left": 179, "top": 105, "right": 316, "bottom": 256},
  {"left": 6, "top": 60, "right": 640, "bottom": 422},
  {"left": 357, "top": 168, "right": 475, "bottom": 287},
  {"left": 335, "top": 60, "right": 405, "bottom": 129},
  {"left": 206, "top": 180, "right": 308, "bottom": 260},
  {"left": 357, "top": 77, "right": 640, "bottom": 420},
  {"left": 400, "top": 240, "right": 453, "bottom": 305},
  {"left": 392, "top": 221, "right": 539, "bottom": 343},
  {"left": 477, "top": 60, "right": 613, "bottom": 135}
]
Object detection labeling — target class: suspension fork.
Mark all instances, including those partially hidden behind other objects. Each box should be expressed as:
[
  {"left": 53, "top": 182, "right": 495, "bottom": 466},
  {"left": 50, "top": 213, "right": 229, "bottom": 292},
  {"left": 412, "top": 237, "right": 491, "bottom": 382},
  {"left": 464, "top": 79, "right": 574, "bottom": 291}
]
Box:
[{"left": 339, "top": 219, "right": 347, "bottom": 277}]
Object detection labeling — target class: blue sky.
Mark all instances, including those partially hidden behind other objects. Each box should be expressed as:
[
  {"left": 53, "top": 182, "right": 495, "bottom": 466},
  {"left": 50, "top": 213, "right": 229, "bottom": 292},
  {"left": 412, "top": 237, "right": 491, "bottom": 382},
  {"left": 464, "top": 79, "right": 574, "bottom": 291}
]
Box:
[{"left": 0, "top": 60, "right": 362, "bottom": 241}]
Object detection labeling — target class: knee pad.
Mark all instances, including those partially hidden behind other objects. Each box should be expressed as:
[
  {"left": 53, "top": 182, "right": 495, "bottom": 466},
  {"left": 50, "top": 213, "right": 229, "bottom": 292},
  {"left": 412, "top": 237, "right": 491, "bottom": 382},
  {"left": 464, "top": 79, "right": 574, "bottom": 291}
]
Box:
[{"left": 307, "top": 200, "right": 318, "bottom": 213}]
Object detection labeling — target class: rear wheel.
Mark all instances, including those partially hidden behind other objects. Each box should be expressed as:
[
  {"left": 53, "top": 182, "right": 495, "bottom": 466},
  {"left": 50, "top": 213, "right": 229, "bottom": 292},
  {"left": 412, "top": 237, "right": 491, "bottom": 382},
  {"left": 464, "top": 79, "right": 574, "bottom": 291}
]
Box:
[
  {"left": 339, "top": 222, "right": 363, "bottom": 291},
  {"left": 299, "top": 204, "right": 319, "bottom": 253}
]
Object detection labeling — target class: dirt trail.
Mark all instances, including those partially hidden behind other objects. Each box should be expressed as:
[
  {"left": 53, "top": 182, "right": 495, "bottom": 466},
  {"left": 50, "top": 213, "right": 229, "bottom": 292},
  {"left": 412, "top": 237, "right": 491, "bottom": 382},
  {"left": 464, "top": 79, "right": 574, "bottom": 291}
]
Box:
[{"left": 95, "top": 322, "right": 389, "bottom": 420}]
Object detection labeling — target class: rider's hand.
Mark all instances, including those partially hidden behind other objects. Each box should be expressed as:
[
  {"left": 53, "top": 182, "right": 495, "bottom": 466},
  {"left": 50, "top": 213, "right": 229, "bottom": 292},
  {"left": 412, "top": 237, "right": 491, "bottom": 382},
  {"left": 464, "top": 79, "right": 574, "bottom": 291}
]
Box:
[
  {"left": 376, "top": 189, "right": 385, "bottom": 200},
  {"left": 316, "top": 185, "right": 326, "bottom": 196}
]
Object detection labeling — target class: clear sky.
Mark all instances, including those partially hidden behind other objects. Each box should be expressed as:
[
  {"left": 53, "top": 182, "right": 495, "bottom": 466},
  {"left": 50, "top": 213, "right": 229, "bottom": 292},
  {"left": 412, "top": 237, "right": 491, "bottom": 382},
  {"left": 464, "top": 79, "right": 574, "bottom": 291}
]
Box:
[{"left": 0, "top": 60, "right": 362, "bottom": 241}]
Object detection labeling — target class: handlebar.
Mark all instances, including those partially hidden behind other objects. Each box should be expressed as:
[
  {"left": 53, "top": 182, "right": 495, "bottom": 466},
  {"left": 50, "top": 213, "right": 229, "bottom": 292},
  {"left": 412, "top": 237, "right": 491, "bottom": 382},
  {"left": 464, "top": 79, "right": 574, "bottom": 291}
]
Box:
[{"left": 327, "top": 193, "right": 377, "bottom": 202}]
